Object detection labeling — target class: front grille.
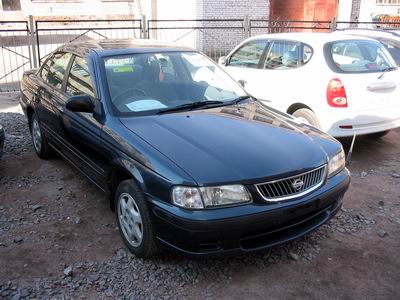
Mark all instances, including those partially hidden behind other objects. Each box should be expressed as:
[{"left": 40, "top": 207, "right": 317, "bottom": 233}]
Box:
[{"left": 255, "top": 165, "right": 326, "bottom": 201}]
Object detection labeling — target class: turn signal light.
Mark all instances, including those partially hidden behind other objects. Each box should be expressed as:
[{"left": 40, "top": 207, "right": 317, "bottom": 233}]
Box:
[{"left": 327, "top": 78, "right": 348, "bottom": 108}]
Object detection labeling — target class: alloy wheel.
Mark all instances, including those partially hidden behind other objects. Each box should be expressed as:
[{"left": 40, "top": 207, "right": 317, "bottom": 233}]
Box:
[
  {"left": 32, "top": 119, "right": 42, "bottom": 153},
  {"left": 118, "top": 192, "right": 143, "bottom": 247}
]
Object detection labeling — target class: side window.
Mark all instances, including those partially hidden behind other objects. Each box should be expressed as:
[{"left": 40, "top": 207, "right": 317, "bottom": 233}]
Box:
[
  {"left": 228, "top": 40, "right": 267, "bottom": 68},
  {"left": 45, "top": 52, "right": 72, "bottom": 89},
  {"left": 66, "top": 56, "right": 94, "bottom": 98},
  {"left": 40, "top": 57, "right": 52, "bottom": 81},
  {"left": 264, "top": 41, "right": 313, "bottom": 70},
  {"left": 380, "top": 38, "right": 400, "bottom": 66}
]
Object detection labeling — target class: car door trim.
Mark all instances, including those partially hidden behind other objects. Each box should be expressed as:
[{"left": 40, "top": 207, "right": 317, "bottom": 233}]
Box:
[{"left": 41, "top": 123, "right": 105, "bottom": 177}]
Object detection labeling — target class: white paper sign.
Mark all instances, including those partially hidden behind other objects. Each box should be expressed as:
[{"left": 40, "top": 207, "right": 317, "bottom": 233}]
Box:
[{"left": 126, "top": 100, "right": 167, "bottom": 112}]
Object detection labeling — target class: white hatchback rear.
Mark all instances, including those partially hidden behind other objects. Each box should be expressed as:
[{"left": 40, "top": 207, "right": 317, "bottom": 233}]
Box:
[{"left": 220, "top": 33, "right": 400, "bottom": 138}]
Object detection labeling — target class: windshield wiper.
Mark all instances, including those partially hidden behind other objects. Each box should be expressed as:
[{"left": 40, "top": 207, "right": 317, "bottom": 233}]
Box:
[
  {"left": 230, "top": 95, "right": 252, "bottom": 104},
  {"left": 157, "top": 100, "right": 225, "bottom": 114},
  {"left": 378, "top": 66, "right": 396, "bottom": 79}
]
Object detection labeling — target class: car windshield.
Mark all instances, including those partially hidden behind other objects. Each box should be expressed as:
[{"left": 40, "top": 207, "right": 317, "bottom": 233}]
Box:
[
  {"left": 103, "top": 51, "right": 247, "bottom": 115},
  {"left": 330, "top": 40, "right": 395, "bottom": 73}
]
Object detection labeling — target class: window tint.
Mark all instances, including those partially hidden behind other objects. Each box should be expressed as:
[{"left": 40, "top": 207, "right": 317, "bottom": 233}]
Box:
[
  {"left": 43, "top": 52, "right": 72, "bottom": 89},
  {"left": 66, "top": 56, "right": 94, "bottom": 97},
  {"left": 264, "top": 41, "right": 313, "bottom": 70},
  {"left": 330, "top": 40, "right": 395, "bottom": 73},
  {"left": 103, "top": 52, "right": 246, "bottom": 115},
  {"left": 379, "top": 38, "right": 400, "bottom": 66},
  {"left": 40, "top": 57, "right": 52, "bottom": 81},
  {"left": 228, "top": 40, "right": 267, "bottom": 68}
]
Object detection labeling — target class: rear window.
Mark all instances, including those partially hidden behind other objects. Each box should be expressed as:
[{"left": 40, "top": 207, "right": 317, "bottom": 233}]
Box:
[
  {"left": 328, "top": 40, "right": 395, "bottom": 73},
  {"left": 379, "top": 38, "right": 400, "bottom": 67}
]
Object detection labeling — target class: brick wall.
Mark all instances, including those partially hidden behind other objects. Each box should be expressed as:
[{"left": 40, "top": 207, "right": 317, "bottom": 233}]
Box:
[
  {"left": 350, "top": 0, "right": 361, "bottom": 21},
  {"left": 195, "top": 0, "right": 270, "bottom": 59}
]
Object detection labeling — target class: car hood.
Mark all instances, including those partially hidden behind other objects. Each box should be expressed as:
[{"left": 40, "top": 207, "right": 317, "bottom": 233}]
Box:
[{"left": 120, "top": 100, "right": 340, "bottom": 185}]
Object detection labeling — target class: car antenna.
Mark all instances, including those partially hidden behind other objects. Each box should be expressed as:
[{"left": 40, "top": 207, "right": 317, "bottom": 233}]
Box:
[{"left": 346, "top": 132, "right": 357, "bottom": 165}]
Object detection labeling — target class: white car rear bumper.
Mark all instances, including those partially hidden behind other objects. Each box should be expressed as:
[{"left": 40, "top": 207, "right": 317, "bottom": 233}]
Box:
[{"left": 322, "top": 106, "right": 400, "bottom": 137}]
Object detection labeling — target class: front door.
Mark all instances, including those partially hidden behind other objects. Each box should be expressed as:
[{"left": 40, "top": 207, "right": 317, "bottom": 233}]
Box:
[
  {"left": 223, "top": 39, "right": 270, "bottom": 102},
  {"left": 52, "top": 55, "right": 107, "bottom": 190}
]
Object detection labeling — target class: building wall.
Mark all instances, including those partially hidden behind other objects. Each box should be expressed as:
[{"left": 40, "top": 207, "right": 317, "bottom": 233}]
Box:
[
  {"left": 350, "top": 0, "right": 362, "bottom": 21},
  {"left": 359, "top": 0, "right": 400, "bottom": 21},
  {"left": 196, "top": 0, "right": 269, "bottom": 57},
  {"left": 338, "top": 0, "right": 353, "bottom": 22},
  {"left": 0, "top": 0, "right": 134, "bottom": 20},
  {"left": 269, "top": 0, "right": 338, "bottom": 21}
]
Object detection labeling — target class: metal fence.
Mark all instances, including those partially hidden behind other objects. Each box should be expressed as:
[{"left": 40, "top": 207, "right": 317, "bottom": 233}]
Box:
[
  {"left": 35, "top": 19, "right": 142, "bottom": 65},
  {"left": 1, "top": 16, "right": 400, "bottom": 93},
  {"left": 147, "top": 18, "right": 247, "bottom": 61},
  {"left": 0, "top": 21, "right": 32, "bottom": 92}
]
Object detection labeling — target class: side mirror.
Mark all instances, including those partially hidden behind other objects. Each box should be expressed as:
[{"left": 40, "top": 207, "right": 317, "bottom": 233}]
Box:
[
  {"left": 218, "top": 56, "right": 227, "bottom": 66},
  {"left": 66, "top": 95, "right": 94, "bottom": 113}
]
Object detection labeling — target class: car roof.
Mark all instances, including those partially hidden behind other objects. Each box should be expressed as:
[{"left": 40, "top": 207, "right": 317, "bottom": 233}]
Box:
[
  {"left": 56, "top": 39, "right": 195, "bottom": 57},
  {"left": 336, "top": 28, "right": 400, "bottom": 40},
  {"left": 243, "top": 32, "right": 378, "bottom": 45}
]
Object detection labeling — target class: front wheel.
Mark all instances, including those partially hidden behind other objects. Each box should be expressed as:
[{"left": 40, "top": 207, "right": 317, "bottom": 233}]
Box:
[
  {"left": 115, "top": 179, "right": 161, "bottom": 257},
  {"left": 30, "top": 113, "right": 52, "bottom": 159},
  {"left": 292, "top": 108, "right": 322, "bottom": 129}
]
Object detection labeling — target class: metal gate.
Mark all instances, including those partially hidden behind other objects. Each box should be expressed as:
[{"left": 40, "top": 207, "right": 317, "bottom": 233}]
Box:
[
  {"left": 147, "top": 19, "right": 247, "bottom": 61},
  {"left": 0, "top": 21, "right": 32, "bottom": 92},
  {"left": 249, "top": 19, "right": 333, "bottom": 36},
  {"left": 2, "top": 16, "right": 400, "bottom": 93},
  {"left": 35, "top": 19, "right": 142, "bottom": 66}
]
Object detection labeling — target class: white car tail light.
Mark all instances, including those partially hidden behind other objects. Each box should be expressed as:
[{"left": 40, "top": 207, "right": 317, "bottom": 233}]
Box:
[{"left": 327, "top": 78, "right": 348, "bottom": 108}]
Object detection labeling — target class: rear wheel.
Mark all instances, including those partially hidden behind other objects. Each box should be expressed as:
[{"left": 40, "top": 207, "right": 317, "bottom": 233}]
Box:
[
  {"left": 30, "top": 113, "right": 52, "bottom": 159},
  {"left": 366, "top": 130, "right": 390, "bottom": 139},
  {"left": 292, "top": 108, "right": 322, "bottom": 129},
  {"left": 115, "top": 179, "right": 161, "bottom": 257}
]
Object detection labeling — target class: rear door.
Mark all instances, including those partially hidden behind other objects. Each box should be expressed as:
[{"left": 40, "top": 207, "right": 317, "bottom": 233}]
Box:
[
  {"left": 256, "top": 40, "right": 314, "bottom": 111},
  {"left": 329, "top": 39, "right": 400, "bottom": 112},
  {"left": 36, "top": 52, "right": 72, "bottom": 143},
  {"left": 223, "top": 39, "right": 269, "bottom": 101}
]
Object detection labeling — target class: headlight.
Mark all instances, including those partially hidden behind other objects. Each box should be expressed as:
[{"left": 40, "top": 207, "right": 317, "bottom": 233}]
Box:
[
  {"left": 172, "top": 185, "right": 251, "bottom": 209},
  {"left": 328, "top": 148, "right": 345, "bottom": 177}
]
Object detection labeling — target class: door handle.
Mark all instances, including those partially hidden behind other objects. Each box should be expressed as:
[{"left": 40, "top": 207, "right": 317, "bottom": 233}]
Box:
[{"left": 367, "top": 82, "right": 396, "bottom": 92}]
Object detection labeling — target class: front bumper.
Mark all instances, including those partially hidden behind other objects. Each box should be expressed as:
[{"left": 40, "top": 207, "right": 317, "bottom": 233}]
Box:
[{"left": 148, "top": 168, "right": 351, "bottom": 257}]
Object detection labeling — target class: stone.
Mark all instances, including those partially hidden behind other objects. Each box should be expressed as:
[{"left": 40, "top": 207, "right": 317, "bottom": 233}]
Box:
[
  {"left": 31, "top": 204, "right": 42, "bottom": 212},
  {"left": 64, "top": 266, "right": 73, "bottom": 277},
  {"left": 116, "top": 248, "right": 127, "bottom": 258},
  {"left": 391, "top": 173, "right": 400, "bottom": 178},
  {"left": 13, "top": 236, "right": 23, "bottom": 244},
  {"left": 74, "top": 217, "right": 82, "bottom": 224},
  {"left": 288, "top": 252, "right": 299, "bottom": 261},
  {"left": 378, "top": 200, "right": 384, "bottom": 207},
  {"left": 377, "top": 230, "right": 387, "bottom": 238},
  {"left": 361, "top": 172, "right": 367, "bottom": 178}
]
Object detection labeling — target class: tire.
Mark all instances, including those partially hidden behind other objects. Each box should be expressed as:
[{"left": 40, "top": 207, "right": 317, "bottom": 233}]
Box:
[
  {"left": 366, "top": 130, "right": 390, "bottom": 139},
  {"left": 30, "top": 113, "right": 52, "bottom": 159},
  {"left": 115, "top": 179, "right": 161, "bottom": 257},
  {"left": 292, "top": 108, "right": 322, "bottom": 129}
]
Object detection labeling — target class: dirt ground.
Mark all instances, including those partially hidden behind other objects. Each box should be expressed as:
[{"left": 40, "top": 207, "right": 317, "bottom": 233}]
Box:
[{"left": 0, "top": 93, "right": 399, "bottom": 299}]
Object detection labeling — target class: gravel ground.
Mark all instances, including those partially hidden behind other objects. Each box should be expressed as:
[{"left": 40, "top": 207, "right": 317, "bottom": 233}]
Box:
[{"left": 1, "top": 95, "right": 399, "bottom": 299}]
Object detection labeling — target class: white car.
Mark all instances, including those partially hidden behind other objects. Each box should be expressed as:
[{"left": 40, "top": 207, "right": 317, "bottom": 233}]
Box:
[
  {"left": 219, "top": 32, "right": 400, "bottom": 138},
  {"left": 337, "top": 28, "right": 400, "bottom": 67}
]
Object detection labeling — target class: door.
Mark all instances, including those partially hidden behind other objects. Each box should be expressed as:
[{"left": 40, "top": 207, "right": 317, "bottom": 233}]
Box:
[
  {"left": 48, "top": 55, "right": 107, "bottom": 190},
  {"left": 329, "top": 39, "right": 400, "bottom": 112},
  {"left": 36, "top": 52, "right": 72, "bottom": 143},
  {"left": 256, "top": 40, "right": 314, "bottom": 112},
  {"left": 223, "top": 39, "right": 270, "bottom": 102}
]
